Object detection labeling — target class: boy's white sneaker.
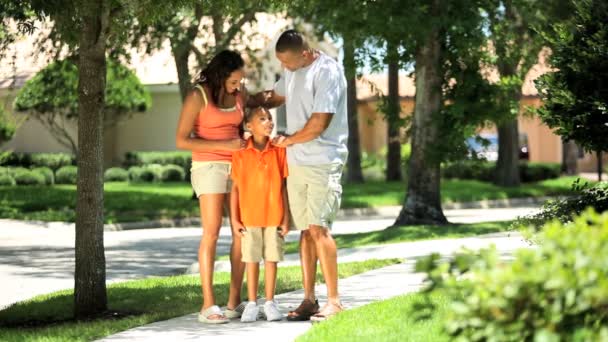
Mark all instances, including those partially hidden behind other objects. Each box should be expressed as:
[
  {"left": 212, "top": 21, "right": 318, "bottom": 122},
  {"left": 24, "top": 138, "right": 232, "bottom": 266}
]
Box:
[
  {"left": 240, "top": 301, "right": 259, "bottom": 323},
  {"left": 264, "top": 300, "right": 283, "bottom": 321}
]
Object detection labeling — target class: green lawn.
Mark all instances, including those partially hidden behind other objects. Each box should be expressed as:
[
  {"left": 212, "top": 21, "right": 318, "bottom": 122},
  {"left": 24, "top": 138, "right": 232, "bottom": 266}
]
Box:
[
  {"left": 214, "top": 221, "right": 512, "bottom": 260},
  {"left": 283, "top": 221, "right": 512, "bottom": 254},
  {"left": 0, "top": 259, "right": 400, "bottom": 342},
  {"left": 298, "top": 291, "right": 450, "bottom": 341},
  {"left": 0, "top": 176, "right": 581, "bottom": 223}
]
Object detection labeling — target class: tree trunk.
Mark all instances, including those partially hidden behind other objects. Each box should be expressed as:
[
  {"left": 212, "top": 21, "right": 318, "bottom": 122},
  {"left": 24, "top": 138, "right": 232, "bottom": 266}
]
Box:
[
  {"left": 598, "top": 150, "right": 603, "bottom": 181},
  {"left": 561, "top": 139, "right": 578, "bottom": 175},
  {"left": 386, "top": 46, "right": 402, "bottom": 181},
  {"left": 172, "top": 42, "right": 192, "bottom": 102},
  {"left": 395, "top": 5, "right": 447, "bottom": 226},
  {"left": 495, "top": 119, "right": 521, "bottom": 186},
  {"left": 74, "top": 0, "right": 109, "bottom": 318},
  {"left": 343, "top": 38, "right": 364, "bottom": 183}
]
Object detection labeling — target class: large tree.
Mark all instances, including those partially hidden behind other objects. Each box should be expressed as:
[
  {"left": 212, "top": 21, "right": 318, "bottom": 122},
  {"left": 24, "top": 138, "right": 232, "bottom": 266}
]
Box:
[
  {"left": 536, "top": 0, "right": 608, "bottom": 181},
  {"left": 2, "top": 0, "right": 185, "bottom": 318}
]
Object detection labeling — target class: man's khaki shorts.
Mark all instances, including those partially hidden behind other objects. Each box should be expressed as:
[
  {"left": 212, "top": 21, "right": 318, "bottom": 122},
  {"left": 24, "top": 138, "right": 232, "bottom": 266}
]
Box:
[
  {"left": 190, "top": 162, "right": 232, "bottom": 197},
  {"left": 287, "top": 163, "right": 343, "bottom": 231},
  {"left": 241, "top": 227, "right": 285, "bottom": 263}
]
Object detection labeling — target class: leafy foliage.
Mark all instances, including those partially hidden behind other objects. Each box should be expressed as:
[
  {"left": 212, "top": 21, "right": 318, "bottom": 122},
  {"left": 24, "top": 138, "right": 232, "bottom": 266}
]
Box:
[
  {"left": 535, "top": 0, "right": 608, "bottom": 153},
  {"left": 103, "top": 167, "right": 129, "bottom": 182},
  {"left": 516, "top": 179, "right": 608, "bottom": 229},
  {"left": 442, "top": 161, "right": 561, "bottom": 183},
  {"left": 55, "top": 165, "right": 77, "bottom": 185},
  {"left": 417, "top": 209, "right": 608, "bottom": 341}
]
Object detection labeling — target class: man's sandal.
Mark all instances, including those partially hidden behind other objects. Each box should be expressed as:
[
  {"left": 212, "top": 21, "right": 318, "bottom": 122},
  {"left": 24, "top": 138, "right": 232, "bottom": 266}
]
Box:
[
  {"left": 310, "top": 302, "right": 344, "bottom": 323},
  {"left": 198, "top": 305, "right": 230, "bottom": 324},
  {"left": 286, "top": 298, "right": 320, "bottom": 321}
]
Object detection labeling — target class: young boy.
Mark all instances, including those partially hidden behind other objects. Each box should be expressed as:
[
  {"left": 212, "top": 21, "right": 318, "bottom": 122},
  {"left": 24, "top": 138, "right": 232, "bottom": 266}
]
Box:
[{"left": 230, "top": 106, "right": 289, "bottom": 322}]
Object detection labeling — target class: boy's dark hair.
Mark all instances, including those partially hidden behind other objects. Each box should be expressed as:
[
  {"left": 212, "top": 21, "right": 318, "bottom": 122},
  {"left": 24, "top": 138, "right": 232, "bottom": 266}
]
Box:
[
  {"left": 195, "top": 50, "right": 244, "bottom": 105},
  {"left": 275, "top": 29, "right": 309, "bottom": 53},
  {"left": 244, "top": 106, "right": 269, "bottom": 123}
]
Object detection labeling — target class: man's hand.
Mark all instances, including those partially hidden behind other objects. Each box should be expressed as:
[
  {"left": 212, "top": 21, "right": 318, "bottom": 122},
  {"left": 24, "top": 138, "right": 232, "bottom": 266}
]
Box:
[
  {"left": 272, "top": 135, "right": 293, "bottom": 148},
  {"left": 232, "top": 220, "right": 246, "bottom": 237},
  {"left": 279, "top": 224, "right": 289, "bottom": 238}
]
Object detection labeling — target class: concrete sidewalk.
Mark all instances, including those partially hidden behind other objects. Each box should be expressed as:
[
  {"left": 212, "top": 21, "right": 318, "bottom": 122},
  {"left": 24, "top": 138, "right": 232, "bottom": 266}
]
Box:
[{"left": 98, "top": 232, "right": 529, "bottom": 342}]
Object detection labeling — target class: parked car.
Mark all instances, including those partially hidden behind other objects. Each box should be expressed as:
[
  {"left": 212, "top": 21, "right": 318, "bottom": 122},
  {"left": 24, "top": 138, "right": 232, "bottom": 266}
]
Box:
[{"left": 466, "top": 133, "right": 529, "bottom": 161}]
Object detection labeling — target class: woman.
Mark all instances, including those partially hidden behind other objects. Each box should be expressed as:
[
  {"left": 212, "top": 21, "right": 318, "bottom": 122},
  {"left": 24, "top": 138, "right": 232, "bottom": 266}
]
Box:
[{"left": 176, "top": 50, "right": 249, "bottom": 324}]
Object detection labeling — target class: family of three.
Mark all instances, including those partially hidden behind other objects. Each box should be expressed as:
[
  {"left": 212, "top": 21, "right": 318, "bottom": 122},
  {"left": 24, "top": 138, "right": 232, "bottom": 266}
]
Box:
[{"left": 175, "top": 29, "right": 349, "bottom": 324}]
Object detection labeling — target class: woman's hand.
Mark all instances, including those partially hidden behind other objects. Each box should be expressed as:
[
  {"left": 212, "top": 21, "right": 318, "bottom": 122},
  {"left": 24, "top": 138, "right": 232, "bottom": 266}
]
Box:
[{"left": 228, "top": 138, "right": 247, "bottom": 151}]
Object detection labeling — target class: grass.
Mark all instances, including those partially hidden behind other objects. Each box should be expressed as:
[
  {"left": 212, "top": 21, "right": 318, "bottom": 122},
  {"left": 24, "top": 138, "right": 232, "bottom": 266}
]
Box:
[
  {"left": 213, "top": 221, "right": 512, "bottom": 260},
  {"left": 297, "top": 291, "right": 450, "bottom": 342},
  {"left": 0, "top": 176, "right": 582, "bottom": 223},
  {"left": 0, "top": 258, "right": 401, "bottom": 342},
  {"left": 283, "top": 221, "right": 512, "bottom": 254},
  {"left": 342, "top": 176, "right": 583, "bottom": 208}
]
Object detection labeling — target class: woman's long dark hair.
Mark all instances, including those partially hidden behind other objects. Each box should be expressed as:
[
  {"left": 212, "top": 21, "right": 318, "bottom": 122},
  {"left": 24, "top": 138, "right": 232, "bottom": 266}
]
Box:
[{"left": 196, "top": 50, "right": 244, "bottom": 105}]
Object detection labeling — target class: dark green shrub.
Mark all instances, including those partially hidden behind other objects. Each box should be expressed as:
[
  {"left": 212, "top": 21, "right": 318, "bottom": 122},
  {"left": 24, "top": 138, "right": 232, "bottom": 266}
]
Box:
[
  {"left": 0, "top": 152, "right": 33, "bottom": 167},
  {"left": 104, "top": 167, "right": 129, "bottom": 182},
  {"left": 441, "top": 160, "right": 495, "bottom": 182},
  {"left": 516, "top": 180, "right": 608, "bottom": 229},
  {"left": 55, "top": 165, "right": 78, "bottom": 184},
  {"left": 30, "top": 153, "right": 74, "bottom": 171},
  {"left": 32, "top": 167, "right": 54, "bottom": 185},
  {"left": 13, "top": 168, "right": 46, "bottom": 185},
  {"left": 128, "top": 165, "right": 160, "bottom": 183},
  {"left": 520, "top": 162, "right": 561, "bottom": 182},
  {"left": 417, "top": 209, "right": 608, "bottom": 341},
  {"left": 442, "top": 160, "right": 561, "bottom": 183},
  {"left": 161, "top": 164, "right": 185, "bottom": 182}
]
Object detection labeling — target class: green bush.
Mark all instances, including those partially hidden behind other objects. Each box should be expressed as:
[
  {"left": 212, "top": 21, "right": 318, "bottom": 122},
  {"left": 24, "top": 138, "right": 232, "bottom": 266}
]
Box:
[
  {"left": 417, "top": 209, "right": 608, "bottom": 341},
  {"left": 161, "top": 164, "right": 185, "bottom": 182},
  {"left": 104, "top": 167, "right": 129, "bottom": 182},
  {"left": 55, "top": 165, "right": 78, "bottom": 184},
  {"left": 32, "top": 167, "right": 54, "bottom": 185},
  {"left": 442, "top": 161, "right": 561, "bottom": 182},
  {"left": 520, "top": 162, "right": 561, "bottom": 182},
  {"left": 124, "top": 151, "right": 191, "bottom": 180},
  {"left": 0, "top": 152, "right": 32, "bottom": 168},
  {"left": 12, "top": 168, "right": 46, "bottom": 185},
  {"left": 30, "top": 153, "right": 74, "bottom": 171},
  {"left": 0, "top": 173, "right": 15, "bottom": 186},
  {"left": 128, "top": 165, "right": 161, "bottom": 183},
  {"left": 516, "top": 179, "right": 608, "bottom": 229}
]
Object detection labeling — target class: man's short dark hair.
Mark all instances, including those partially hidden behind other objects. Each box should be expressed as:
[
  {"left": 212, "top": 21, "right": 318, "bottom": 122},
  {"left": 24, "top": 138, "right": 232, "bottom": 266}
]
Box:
[{"left": 275, "top": 29, "right": 309, "bottom": 53}]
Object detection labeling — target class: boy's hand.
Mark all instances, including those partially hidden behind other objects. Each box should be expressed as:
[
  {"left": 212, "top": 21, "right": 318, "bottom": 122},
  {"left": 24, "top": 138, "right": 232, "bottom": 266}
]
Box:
[
  {"left": 232, "top": 220, "right": 246, "bottom": 236},
  {"left": 279, "top": 224, "right": 289, "bottom": 237}
]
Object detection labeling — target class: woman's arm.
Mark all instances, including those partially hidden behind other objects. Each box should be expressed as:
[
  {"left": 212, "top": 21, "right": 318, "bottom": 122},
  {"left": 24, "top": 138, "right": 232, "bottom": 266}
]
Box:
[
  {"left": 175, "top": 89, "right": 244, "bottom": 152},
  {"left": 230, "top": 182, "right": 245, "bottom": 235}
]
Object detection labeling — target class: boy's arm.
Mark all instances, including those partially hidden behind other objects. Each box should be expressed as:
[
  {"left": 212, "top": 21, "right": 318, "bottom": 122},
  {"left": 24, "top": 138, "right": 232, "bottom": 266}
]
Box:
[
  {"left": 230, "top": 182, "right": 245, "bottom": 236},
  {"left": 279, "top": 180, "right": 289, "bottom": 237}
]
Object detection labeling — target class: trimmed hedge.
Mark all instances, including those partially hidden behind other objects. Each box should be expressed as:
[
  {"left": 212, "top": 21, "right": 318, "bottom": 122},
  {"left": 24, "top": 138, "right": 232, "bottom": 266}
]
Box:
[
  {"left": 0, "top": 173, "right": 15, "bottom": 186},
  {"left": 0, "top": 152, "right": 74, "bottom": 170},
  {"left": 104, "top": 167, "right": 129, "bottom": 182},
  {"left": 160, "top": 164, "right": 185, "bottom": 182},
  {"left": 55, "top": 165, "right": 78, "bottom": 184},
  {"left": 417, "top": 209, "right": 608, "bottom": 341},
  {"left": 442, "top": 161, "right": 561, "bottom": 182},
  {"left": 32, "top": 167, "right": 55, "bottom": 185},
  {"left": 124, "top": 151, "right": 191, "bottom": 179},
  {"left": 13, "top": 168, "right": 46, "bottom": 185}
]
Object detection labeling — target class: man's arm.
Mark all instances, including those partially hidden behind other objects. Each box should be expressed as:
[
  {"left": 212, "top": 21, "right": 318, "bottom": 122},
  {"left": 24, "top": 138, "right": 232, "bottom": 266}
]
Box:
[
  {"left": 274, "top": 112, "right": 333, "bottom": 147},
  {"left": 247, "top": 90, "right": 285, "bottom": 109}
]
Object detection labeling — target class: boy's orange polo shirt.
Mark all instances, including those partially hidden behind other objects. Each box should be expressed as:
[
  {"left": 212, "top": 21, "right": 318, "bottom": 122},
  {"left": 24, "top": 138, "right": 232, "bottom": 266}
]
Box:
[{"left": 231, "top": 138, "right": 289, "bottom": 227}]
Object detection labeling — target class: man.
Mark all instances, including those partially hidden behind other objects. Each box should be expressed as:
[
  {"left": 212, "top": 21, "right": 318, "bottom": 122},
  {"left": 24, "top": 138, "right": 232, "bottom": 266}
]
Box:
[{"left": 249, "top": 29, "right": 348, "bottom": 322}]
